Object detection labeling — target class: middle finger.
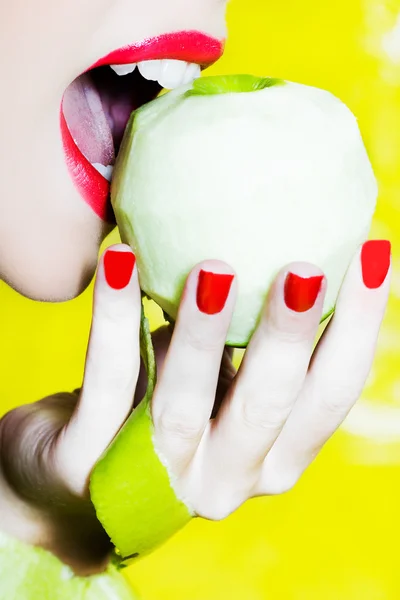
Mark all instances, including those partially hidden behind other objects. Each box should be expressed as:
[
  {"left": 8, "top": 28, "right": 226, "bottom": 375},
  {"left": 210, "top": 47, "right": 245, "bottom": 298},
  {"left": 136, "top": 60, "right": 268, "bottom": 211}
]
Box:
[{"left": 151, "top": 260, "right": 236, "bottom": 472}]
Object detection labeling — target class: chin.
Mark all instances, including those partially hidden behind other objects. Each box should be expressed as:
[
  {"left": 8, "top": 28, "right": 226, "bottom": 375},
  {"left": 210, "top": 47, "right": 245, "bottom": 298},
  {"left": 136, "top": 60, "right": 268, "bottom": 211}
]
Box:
[
  {"left": 8, "top": 267, "right": 95, "bottom": 304},
  {"left": 1, "top": 244, "right": 101, "bottom": 303}
]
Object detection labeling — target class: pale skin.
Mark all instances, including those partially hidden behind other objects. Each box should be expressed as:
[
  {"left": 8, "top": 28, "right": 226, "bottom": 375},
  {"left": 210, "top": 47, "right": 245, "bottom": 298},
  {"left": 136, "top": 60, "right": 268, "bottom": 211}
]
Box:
[{"left": 0, "top": 0, "right": 391, "bottom": 580}]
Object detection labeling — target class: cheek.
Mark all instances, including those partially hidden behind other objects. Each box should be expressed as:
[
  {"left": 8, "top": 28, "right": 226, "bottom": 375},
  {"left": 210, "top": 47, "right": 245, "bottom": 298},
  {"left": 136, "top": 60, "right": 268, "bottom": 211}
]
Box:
[
  {"left": 0, "top": 107, "right": 110, "bottom": 301},
  {"left": 0, "top": 0, "right": 227, "bottom": 300}
]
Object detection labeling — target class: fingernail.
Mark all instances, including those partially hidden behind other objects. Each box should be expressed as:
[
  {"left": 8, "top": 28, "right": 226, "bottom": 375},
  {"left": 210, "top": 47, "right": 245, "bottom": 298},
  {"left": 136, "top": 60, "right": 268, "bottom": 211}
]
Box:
[
  {"left": 361, "top": 240, "right": 391, "bottom": 289},
  {"left": 197, "top": 270, "right": 234, "bottom": 315},
  {"left": 284, "top": 273, "right": 324, "bottom": 313},
  {"left": 104, "top": 250, "right": 136, "bottom": 290}
]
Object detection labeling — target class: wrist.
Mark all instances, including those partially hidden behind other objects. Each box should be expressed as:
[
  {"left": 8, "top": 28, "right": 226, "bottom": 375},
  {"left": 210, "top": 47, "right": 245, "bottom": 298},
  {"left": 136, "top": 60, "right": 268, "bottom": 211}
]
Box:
[
  {"left": 0, "top": 460, "right": 112, "bottom": 576},
  {"left": 0, "top": 403, "right": 113, "bottom": 575}
]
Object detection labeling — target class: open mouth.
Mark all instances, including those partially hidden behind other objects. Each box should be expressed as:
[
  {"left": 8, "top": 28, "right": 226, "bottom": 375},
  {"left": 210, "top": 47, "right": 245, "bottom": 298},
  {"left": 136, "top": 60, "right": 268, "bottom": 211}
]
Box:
[{"left": 61, "top": 31, "right": 224, "bottom": 222}]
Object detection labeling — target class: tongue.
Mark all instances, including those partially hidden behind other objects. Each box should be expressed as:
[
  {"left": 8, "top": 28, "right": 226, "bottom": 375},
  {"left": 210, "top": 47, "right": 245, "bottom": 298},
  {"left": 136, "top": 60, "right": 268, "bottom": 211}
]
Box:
[{"left": 62, "top": 73, "right": 114, "bottom": 166}]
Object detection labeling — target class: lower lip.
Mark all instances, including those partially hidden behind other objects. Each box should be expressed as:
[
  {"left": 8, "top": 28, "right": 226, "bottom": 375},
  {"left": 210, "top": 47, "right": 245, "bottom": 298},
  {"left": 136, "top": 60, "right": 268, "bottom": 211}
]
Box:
[
  {"left": 60, "top": 111, "right": 113, "bottom": 222},
  {"left": 61, "top": 30, "right": 225, "bottom": 222}
]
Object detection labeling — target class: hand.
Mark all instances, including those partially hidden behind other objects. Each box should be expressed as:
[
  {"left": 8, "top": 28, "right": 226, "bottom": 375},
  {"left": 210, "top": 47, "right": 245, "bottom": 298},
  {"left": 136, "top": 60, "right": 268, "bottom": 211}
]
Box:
[
  {"left": 0, "top": 245, "right": 143, "bottom": 575},
  {"left": 0, "top": 241, "right": 390, "bottom": 574},
  {"left": 148, "top": 240, "right": 390, "bottom": 518}
]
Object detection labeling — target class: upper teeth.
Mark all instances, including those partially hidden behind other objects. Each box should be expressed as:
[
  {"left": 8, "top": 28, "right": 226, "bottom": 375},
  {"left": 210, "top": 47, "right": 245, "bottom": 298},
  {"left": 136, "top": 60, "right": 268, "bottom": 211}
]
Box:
[
  {"left": 110, "top": 63, "right": 137, "bottom": 76},
  {"left": 110, "top": 59, "right": 201, "bottom": 89}
]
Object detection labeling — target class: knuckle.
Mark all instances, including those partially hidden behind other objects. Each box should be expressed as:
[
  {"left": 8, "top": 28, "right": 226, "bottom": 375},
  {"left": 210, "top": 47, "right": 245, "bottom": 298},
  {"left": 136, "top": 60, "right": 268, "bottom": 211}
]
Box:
[
  {"left": 307, "top": 375, "right": 362, "bottom": 418},
  {"left": 318, "top": 385, "right": 361, "bottom": 416},
  {"left": 196, "top": 495, "right": 242, "bottom": 522},
  {"left": 263, "top": 319, "right": 311, "bottom": 345},
  {"left": 203, "top": 506, "right": 233, "bottom": 522},
  {"left": 275, "top": 328, "right": 308, "bottom": 345},
  {"left": 86, "top": 352, "right": 139, "bottom": 394},
  {"left": 241, "top": 400, "right": 292, "bottom": 434},
  {"left": 95, "top": 304, "right": 118, "bottom": 326},
  {"left": 265, "top": 470, "right": 299, "bottom": 495},
  {"left": 156, "top": 408, "right": 204, "bottom": 442},
  {"left": 184, "top": 329, "right": 223, "bottom": 354},
  {"left": 92, "top": 309, "right": 138, "bottom": 347},
  {"left": 94, "top": 300, "right": 127, "bottom": 326},
  {"left": 108, "top": 356, "right": 137, "bottom": 382}
]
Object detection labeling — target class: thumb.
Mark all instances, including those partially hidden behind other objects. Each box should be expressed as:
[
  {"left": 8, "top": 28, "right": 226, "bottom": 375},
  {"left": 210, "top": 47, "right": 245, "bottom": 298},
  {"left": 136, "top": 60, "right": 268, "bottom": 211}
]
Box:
[{"left": 57, "top": 244, "right": 141, "bottom": 495}]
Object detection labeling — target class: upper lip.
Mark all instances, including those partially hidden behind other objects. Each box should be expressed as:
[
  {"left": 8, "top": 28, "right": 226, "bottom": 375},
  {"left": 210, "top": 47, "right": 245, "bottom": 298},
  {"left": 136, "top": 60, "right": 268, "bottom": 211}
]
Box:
[{"left": 88, "top": 30, "right": 225, "bottom": 71}]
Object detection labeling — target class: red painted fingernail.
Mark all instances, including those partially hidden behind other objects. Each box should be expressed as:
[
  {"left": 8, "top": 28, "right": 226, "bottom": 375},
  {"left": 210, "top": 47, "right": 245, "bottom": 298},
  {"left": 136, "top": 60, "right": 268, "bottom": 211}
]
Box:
[
  {"left": 104, "top": 250, "right": 136, "bottom": 290},
  {"left": 284, "top": 273, "right": 324, "bottom": 313},
  {"left": 361, "top": 240, "right": 391, "bottom": 289},
  {"left": 197, "top": 270, "right": 234, "bottom": 315}
]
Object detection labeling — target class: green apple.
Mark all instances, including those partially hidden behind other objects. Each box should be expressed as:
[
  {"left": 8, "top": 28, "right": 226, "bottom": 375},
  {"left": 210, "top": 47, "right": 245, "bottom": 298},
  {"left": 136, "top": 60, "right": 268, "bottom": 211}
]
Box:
[
  {"left": 90, "top": 74, "right": 378, "bottom": 564},
  {"left": 112, "top": 74, "right": 377, "bottom": 346}
]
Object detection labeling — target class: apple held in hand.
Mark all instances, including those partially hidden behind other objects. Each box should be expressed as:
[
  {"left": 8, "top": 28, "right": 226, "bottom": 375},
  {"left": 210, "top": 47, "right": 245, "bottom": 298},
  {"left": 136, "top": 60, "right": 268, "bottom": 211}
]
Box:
[
  {"left": 112, "top": 75, "right": 377, "bottom": 346},
  {"left": 91, "top": 75, "right": 379, "bottom": 561}
]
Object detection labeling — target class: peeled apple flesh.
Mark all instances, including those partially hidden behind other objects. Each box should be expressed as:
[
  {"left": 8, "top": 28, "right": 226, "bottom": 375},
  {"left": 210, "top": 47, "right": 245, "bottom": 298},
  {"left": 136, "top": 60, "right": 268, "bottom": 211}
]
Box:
[{"left": 112, "top": 75, "right": 378, "bottom": 346}]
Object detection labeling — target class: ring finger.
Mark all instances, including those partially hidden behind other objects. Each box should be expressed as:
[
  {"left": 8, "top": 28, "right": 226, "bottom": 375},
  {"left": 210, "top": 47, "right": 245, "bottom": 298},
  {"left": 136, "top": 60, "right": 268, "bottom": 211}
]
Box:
[{"left": 207, "top": 262, "right": 326, "bottom": 487}]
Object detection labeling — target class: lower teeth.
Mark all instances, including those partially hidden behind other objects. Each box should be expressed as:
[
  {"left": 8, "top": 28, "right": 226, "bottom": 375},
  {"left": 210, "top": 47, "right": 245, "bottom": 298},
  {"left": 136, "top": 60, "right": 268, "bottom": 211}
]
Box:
[{"left": 92, "top": 163, "right": 114, "bottom": 182}]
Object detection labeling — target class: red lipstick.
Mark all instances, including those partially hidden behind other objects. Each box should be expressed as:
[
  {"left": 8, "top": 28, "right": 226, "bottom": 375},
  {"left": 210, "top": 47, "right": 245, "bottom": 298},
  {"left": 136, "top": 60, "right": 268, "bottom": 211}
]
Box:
[
  {"left": 61, "top": 31, "right": 225, "bottom": 223},
  {"left": 90, "top": 30, "right": 225, "bottom": 71},
  {"left": 60, "top": 111, "right": 113, "bottom": 222}
]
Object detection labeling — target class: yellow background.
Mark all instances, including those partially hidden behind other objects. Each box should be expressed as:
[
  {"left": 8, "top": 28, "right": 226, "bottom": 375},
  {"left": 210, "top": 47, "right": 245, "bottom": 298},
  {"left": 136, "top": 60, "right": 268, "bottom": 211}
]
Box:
[{"left": 1, "top": 0, "right": 400, "bottom": 597}]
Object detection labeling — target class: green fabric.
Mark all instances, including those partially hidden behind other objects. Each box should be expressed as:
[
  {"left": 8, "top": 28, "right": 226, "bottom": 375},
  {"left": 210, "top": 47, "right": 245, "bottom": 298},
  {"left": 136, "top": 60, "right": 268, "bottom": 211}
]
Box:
[
  {"left": 90, "top": 306, "right": 193, "bottom": 564},
  {"left": 0, "top": 529, "right": 137, "bottom": 599}
]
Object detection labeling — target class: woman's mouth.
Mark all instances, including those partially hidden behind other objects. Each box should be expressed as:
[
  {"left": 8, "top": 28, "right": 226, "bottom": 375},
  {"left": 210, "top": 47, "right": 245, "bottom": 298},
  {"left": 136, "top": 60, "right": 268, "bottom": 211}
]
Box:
[{"left": 60, "top": 31, "right": 225, "bottom": 222}]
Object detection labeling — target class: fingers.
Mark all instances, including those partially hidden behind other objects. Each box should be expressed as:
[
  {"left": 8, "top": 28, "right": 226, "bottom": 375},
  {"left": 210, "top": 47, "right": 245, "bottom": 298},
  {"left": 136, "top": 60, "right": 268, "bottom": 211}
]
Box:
[
  {"left": 58, "top": 244, "right": 141, "bottom": 494},
  {"left": 206, "top": 263, "right": 326, "bottom": 490},
  {"left": 151, "top": 261, "right": 236, "bottom": 471},
  {"left": 259, "top": 241, "right": 391, "bottom": 495}
]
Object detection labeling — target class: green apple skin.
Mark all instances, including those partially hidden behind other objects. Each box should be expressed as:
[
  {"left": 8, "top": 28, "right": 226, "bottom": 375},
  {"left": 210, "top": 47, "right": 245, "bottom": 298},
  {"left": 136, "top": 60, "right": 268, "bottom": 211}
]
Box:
[
  {"left": 90, "top": 310, "right": 193, "bottom": 563},
  {"left": 112, "top": 75, "right": 377, "bottom": 347}
]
